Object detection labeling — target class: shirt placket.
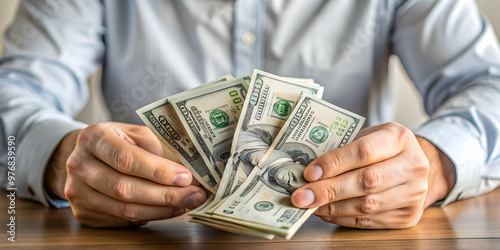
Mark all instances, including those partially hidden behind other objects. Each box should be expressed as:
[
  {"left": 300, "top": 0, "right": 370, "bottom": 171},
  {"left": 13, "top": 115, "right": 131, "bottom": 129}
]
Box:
[{"left": 232, "top": 0, "right": 265, "bottom": 76}]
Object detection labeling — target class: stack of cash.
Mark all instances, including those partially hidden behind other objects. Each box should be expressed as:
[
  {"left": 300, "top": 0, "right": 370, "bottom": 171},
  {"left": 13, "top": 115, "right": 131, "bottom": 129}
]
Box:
[{"left": 137, "top": 70, "right": 365, "bottom": 240}]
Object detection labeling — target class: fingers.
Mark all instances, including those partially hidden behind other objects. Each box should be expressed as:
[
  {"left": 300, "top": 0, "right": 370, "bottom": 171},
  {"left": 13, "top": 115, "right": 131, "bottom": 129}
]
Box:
[
  {"left": 352, "top": 125, "right": 379, "bottom": 140},
  {"left": 73, "top": 209, "right": 144, "bottom": 228},
  {"left": 323, "top": 207, "right": 424, "bottom": 229},
  {"left": 313, "top": 182, "right": 426, "bottom": 217},
  {"left": 66, "top": 181, "right": 188, "bottom": 226},
  {"left": 78, "top": 157, "right": 206, "bottom": 207},
  {"left": 119, "top": 123, "right": 163, "bottom": 157},
  {"left": 66, "top": 122, "right": 208, "bottom": 228},
  {"left": 292, "top": 155, "right": 411, "bottom": 208},
  {"left": 77, "top": 123, "right": 193, "bottom": 186},
  {"left": 292, "top": 122, "right": 429, "bottom": 229},
  {"left": 191, "top": 176, "right": 201, "bottom": 186},
  {"left": 303, "top": 123, "right": 412, "bottom": 182}
]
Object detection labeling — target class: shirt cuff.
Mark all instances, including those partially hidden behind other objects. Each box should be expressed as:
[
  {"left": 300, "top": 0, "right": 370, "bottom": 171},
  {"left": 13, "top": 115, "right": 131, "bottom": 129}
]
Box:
[
  {"left": 44, "top": 189, "right": 70, "bottom": 208},
  {"left": 17, "top": 116, "right": 86, "bottom": 207},
  {"left": 414, "top": 117, "right": 485, "bottom": 207}
]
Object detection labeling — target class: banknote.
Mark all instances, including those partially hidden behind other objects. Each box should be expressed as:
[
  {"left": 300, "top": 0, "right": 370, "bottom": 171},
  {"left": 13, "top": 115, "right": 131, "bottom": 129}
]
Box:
[
  {"left": 283, "top": 77, "right": 314, "bottom": 84},
  {"left": 217, "top": 69, "right": 324, "bottom": 200},
  {"left": 189, "top": 72, "right": 323, "bottom": 217},
  {"left": 136, "top": 75, "right": 233, "bottom": 193},
  {"left": 139, "top": 70, "right": 367, "bottom": 239},
  {"left": 193, "top": 74, "right": 235, "bottom": 90},
  {"left": 169, "top": 78, "right": 249, "bottom": 180},
  {"left": 190, "top": 217, "right": 275, "bottom": 240},
  {"left": 212, "top": 95, "right": 365, "bottom": 239}
]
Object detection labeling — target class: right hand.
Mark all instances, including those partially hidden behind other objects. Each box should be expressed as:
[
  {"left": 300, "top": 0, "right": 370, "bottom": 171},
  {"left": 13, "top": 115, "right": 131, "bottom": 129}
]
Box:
[{"left": 53, "top": 122, "right": 206, "bottom": 227}]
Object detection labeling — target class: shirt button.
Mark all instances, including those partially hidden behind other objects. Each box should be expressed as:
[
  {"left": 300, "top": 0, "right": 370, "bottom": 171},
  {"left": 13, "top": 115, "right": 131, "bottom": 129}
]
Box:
[{"left": 242, "top": 31, "right": 256, "bottom": 45}]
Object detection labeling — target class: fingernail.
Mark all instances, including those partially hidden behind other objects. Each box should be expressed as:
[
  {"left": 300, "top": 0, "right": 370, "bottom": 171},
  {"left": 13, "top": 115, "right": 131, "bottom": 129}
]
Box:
[
  {"left": 183, "top": 192, "right": 205, "bottom": 209},
  {"left": 307, "top": 165, "right": 323, "bottom": 181},
  {"left": 173, "top": 173, "right": 191, "bottom": 186},
  {"left": 295, "top": 189, "right": 315, "bottom": 207},
  {"left": 323, "top": 216, "right": 332, "bottom": 222},
  {"left": 174, "top": 208, "right": 186, "bottom": 217}
]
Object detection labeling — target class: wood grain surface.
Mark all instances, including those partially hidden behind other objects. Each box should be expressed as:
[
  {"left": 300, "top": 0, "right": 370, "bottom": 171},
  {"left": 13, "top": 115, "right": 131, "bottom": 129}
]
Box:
[{"left": 1, "top": 188, "right": 499, "bottom": 249}]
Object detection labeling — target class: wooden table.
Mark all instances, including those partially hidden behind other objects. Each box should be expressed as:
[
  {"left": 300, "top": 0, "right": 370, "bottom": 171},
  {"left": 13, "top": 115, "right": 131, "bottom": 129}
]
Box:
[{"left": 1, "top": 188, "right": 500, "bottom": 249}]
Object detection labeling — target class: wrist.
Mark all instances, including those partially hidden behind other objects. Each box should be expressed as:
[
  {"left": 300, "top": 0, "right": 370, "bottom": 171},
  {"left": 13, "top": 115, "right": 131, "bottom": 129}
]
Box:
[
  {"left": 44, "top": 130, "right": 81, "bottom": 200},
  {"left": 416, "top": 136, "right": 456, "bottom": 207}
]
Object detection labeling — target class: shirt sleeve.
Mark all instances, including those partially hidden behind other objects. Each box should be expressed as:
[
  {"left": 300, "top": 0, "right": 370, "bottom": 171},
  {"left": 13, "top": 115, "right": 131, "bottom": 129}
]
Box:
[
  {"left": 0, "top": 0, "right": 105, "bottom": 207},
  {"left": 391, "top": 0, "right": 500, "bottom": 206}
]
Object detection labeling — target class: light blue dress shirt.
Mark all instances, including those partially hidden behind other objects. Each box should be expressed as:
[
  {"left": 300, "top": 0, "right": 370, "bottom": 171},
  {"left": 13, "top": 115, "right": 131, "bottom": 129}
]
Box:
[{"left": 1, "top": 0, "right": 499, "bottom": 208}]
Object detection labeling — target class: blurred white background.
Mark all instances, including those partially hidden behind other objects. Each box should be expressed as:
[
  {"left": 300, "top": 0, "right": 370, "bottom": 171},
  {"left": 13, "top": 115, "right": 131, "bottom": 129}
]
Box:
[{"left": 1, "top": 0, "right": 499, "bottom": 129}]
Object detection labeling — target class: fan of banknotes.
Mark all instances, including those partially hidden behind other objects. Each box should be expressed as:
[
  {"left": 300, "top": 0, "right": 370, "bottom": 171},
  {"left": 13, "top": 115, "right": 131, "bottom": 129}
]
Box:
[{"left": 137, "top": 70, "right": 365, "bottom": 240}]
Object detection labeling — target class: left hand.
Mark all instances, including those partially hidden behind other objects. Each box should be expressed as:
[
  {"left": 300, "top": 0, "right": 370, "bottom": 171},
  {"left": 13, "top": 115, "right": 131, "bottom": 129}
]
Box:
[{"left": 291, "top": 122, "right": 453, "bottom": 229}]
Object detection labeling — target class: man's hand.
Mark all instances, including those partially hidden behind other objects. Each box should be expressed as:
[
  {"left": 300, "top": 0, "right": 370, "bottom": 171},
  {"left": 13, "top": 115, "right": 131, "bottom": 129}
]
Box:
[
  {"left": 45, "top": 122, "right": 206, "bottom": 227},
  {"left": 291, "top": 122, "right": 455, "bottom": 229}
]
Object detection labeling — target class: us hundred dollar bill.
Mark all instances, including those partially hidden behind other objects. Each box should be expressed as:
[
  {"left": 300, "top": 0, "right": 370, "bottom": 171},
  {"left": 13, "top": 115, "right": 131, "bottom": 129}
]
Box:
[
  {"left": 136, "top": 75, "right": 233, "bottom": 193},
  {"left": 212, "top": 95, "right": 365, "bottom": 239},
  {"left": 190, "top": 216, "right": 275, "bottom": 240},
  {"left": 169, "top": 78, "right": 249, "bottom": 181},
  {"left": 217, "top": 70, "right": 324, "bottom": 199}
]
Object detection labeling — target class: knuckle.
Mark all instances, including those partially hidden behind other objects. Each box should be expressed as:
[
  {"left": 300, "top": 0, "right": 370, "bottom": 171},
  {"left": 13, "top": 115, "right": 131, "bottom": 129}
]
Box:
[
  {"left": 399, "top": 125, "right": 413, "bottom": 139},
  {"left": 112, "top": 178, "right": 133, "bottom": 201},
  {"left": 414, "top": 185, "right": 428, "bottom": 202},
  {"left": 323, "top": 183, "right": 341, "bottom": 203},
  {"left": 65, "top": 153, "right": 82, "bottom": 174},
  {"left": 381, "top": 121, "right": 403, "bottom": 131},
  {"left": 398, "top": 207, "right": 422, "bottom": 228},
  {"left": 120, "top": 202, "right": 140, "bottom": 222},
  {"left": 378, "top": 122, "right": 396, "bottom": 134},
  {"left": 361, "top": 168, "right": 380, "bottom": 193},
  {"left": 355, "top": 215, "right": 371, "bottom": 228},
  {"left": 359, "top": 195, "right": 378, "bottom": 214},
  {"left": 404, "top": 186, "right": 427, "bottom": 208},
  {"left": 408, "top": 151, "right": 430, "bottom": 175},
  {"left": 162, "top": 188, "right": 177, "bottom": 206},
  {"left": 79, "top": 123, "right": 106, "bottom": 144},
  {"left": 79, "top": 124, "right": 110, "bottom": 157},
  {"left": 382, "top": 122, "right": 410, "bottom": 142},
  {"left": 64, "top": 183, "right": 77, "bottom": 201},
  {"left": 115, "top": 148, "right": 134, "bottom": 174},
  {"left": 409, "top": 151, "right": 428, "bottom": 167},
  {"left": 77, "top": 126, "right": 92, "bottom": 144},
  {"left": 397, "top": 126, "right": 412, "bottom": 143},
  {"left": 326, "top": 202, "right": 337, "bottom": 216},
  {"left": 153, "top": 165, "right": 167, "bottom": 182},
  {"left": 356, "top": 139, "right": 375, "bottom": 163},
  {"left": 94, "top": 122, "right": 112, "bottom": 131},
  {"left": 323, "top": 152, "right": 342, "bottom": 172}
]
